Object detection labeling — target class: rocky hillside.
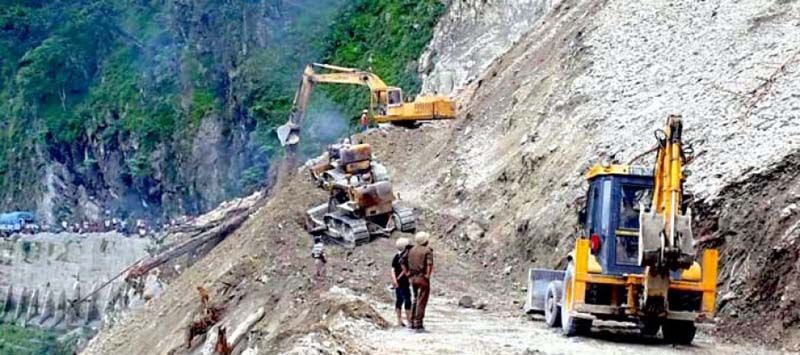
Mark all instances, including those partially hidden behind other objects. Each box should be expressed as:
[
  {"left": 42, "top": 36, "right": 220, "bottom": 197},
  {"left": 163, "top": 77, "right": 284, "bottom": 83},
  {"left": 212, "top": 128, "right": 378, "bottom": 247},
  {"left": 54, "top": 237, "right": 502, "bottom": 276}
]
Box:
[
  {"left": 82, "top": 0, "right": 800, "bottom": 353},
  {"left": 0, "top": 0, "right": 443, "bottom": 225},
  {"left": 416, "top": 0, "right": 800, "bottom": 348}
]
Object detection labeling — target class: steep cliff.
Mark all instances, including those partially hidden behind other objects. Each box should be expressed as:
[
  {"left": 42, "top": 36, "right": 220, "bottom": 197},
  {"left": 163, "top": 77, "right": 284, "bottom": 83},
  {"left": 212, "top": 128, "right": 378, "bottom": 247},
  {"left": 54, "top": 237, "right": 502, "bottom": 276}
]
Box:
[
  {"left": 0, "top": 0, "right": 447, "bottom": 226},
  {"left": 0, "top": 0, "right": 345, "bottom": 223}
]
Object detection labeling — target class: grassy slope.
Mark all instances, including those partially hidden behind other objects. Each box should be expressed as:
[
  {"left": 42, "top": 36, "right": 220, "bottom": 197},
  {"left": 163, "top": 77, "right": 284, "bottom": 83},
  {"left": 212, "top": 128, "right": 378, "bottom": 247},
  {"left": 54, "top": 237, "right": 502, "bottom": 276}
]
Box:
[
  {"left": 321, "top": 0, "right": 446, "bottom": 121},
  {"left": 0, "top": 323, "right": 73, "bottom": 355}
]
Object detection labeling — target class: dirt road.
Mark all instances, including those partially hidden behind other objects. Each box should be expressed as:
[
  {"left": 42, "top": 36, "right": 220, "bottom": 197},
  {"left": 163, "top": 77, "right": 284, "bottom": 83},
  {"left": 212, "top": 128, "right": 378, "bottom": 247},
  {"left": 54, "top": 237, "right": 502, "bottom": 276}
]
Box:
[{"left": 361, "top": 296, "right": 778, "bottom": 355}]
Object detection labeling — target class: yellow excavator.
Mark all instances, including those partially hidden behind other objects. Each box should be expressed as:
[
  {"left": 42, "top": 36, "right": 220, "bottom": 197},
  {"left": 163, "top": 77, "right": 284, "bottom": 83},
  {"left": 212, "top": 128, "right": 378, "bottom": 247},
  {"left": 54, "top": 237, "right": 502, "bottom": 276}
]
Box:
[
  {"left": 525, "top": 115, "right": 717, "bottom": 344},
  {"left": 276, "top": 63, "right": 456, "bottom": 146}
]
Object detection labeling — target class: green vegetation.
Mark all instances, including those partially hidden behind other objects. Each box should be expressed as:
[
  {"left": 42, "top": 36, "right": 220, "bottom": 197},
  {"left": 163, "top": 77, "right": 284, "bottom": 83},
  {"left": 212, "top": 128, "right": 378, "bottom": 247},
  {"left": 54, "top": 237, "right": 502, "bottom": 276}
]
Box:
[
  {"left": 0, "top": 0, "right": 445, "bottom": 214},
  {"left": 0, "top": 323, "right": 72, "bottom": 355},
  {"left": 322, "top": 0, "right": 446, "bottom": 120}
]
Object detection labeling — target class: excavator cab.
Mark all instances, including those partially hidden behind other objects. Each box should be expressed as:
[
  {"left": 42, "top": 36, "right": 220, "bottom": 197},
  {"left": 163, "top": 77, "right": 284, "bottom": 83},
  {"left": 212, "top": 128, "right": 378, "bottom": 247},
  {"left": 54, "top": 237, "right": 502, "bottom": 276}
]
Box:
[{"left": 386, "top": 88, "right": 403, "bottom": 107}]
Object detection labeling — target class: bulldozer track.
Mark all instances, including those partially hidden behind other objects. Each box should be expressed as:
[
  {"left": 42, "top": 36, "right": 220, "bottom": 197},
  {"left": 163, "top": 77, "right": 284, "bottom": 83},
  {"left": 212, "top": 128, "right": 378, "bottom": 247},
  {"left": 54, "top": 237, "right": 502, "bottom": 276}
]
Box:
[
  {"left": 323, "top": 214, "right": 370, "bottom": 248},
  {"left": 392, "top": 206, "right": 416, "bottom": 233}
]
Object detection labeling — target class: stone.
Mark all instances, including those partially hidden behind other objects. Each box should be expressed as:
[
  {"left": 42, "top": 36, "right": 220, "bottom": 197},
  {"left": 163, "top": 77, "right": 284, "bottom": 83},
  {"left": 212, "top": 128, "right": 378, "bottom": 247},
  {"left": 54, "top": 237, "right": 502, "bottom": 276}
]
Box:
[
  {"left": 53, "top": 289, "right": 67, "bottom": 327},
  {"left": 781, "top": 203, "right": 798, "bottom": 218},
  {"left": 2, "top": 286, "right": 13, "bottom": 315},
  {"left": 26, "top": 288, "right": 40, "bottom": 321},
  {"left": 13, "top": 287, "right": 29, "bottom": 321},
  {"left": 458, "top": 295, "right": 475, "bottom": 309},
  {"left": 465, "top": 222, "right": 485, "bottom": 241}
]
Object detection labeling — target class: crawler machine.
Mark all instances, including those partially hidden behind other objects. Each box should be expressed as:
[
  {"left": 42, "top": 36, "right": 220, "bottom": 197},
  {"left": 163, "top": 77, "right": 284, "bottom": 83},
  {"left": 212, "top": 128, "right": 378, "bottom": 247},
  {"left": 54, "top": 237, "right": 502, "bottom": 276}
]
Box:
[
  {"left": 276, "top": 63, "right": 456, "bottom": 147},
  {"left": 305, "top": 143, "right": 415, "bottom": 247}
]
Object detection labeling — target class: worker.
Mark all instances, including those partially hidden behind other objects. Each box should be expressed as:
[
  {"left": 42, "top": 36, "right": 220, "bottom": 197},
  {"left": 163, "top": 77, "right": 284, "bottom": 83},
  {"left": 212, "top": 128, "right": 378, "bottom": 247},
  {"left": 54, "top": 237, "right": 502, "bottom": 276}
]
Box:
[
  {"left": 390, "top": 237, "right": 413, "bottom": 327},
  {"left": 359, "top": 109, "right": 369, "bottom": 132},
  {"left": 407, "top": 231, "right": 434, "bottom": 331},
  {"left": 311, "top": 236, "right": 327, "bottom": 284}
]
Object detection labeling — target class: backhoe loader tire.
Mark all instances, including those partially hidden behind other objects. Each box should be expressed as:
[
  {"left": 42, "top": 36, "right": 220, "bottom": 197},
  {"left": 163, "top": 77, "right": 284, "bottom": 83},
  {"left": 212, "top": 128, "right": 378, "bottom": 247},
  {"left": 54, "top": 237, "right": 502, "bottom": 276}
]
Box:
[
  {"left": 561, "top": 262, "right": 592, "bottom": 336},
  {"left": 544, "top": 281, "right": 562, "bottom": 327},
  {"left": 662, "top": 320, "right": 696, "bottom": 344}
]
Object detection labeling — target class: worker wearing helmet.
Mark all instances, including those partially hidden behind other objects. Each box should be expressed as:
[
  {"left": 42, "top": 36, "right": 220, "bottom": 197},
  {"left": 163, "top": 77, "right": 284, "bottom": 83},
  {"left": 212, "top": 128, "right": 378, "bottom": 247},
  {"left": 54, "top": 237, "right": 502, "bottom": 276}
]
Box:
[
  {"left": 407, "top": 232, "right": 434, "bottom": 331},
  {"left": 390, "top": 237, "right": 413, "bottom": 327},
  {"left": 360, "top": 109, "right": 369, "bottom": 132}
]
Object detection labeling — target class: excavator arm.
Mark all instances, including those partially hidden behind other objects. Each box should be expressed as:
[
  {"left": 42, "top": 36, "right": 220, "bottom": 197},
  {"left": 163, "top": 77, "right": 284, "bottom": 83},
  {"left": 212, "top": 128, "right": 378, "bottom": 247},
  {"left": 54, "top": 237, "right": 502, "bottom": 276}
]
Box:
[{"left": 276, "top": 63, "right": 390, "bottom": 146}]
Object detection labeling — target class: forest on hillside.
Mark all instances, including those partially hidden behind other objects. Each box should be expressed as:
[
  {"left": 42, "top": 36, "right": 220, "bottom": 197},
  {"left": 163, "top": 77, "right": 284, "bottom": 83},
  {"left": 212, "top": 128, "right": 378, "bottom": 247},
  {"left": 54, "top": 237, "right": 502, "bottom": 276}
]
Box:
[{"left": 0, "top": 0, "right": 444, "bottom": 223}]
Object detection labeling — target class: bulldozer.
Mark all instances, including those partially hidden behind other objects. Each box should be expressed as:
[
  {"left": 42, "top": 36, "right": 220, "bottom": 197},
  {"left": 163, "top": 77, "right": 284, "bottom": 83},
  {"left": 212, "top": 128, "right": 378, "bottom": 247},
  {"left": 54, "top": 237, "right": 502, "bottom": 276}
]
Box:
[
  {"left": 305, "top": 143, "right": 415, "bottom": 247},
  {"left": 306, "top": 139, "right": 389, "bottom": 189},
  {"left": 276, "top": 63, "right": 456, "bottom": 147},
  {"left": 525, "top": 115, "right": 717, "bottom": 344}
]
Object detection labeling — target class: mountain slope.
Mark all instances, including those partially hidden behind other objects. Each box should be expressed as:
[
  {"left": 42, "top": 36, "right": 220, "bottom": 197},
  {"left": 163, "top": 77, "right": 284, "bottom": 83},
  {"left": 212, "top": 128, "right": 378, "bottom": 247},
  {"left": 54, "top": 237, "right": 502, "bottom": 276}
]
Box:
[{"left": 82, "top": 0, "right": 800, "bottom": 352}]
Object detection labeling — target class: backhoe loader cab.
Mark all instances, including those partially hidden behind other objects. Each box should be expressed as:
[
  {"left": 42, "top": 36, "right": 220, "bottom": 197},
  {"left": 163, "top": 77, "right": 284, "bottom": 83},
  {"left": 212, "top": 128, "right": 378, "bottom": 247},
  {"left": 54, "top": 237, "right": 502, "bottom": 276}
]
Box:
[{"left": 578, "top": 165, "right": 655, "bottom": 276}]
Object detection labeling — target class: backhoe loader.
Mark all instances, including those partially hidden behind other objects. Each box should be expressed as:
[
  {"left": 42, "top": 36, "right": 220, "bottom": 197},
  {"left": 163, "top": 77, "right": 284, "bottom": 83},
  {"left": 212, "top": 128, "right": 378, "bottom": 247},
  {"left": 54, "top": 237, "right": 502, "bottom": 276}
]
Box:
[
  {"left": 524, "top": 115, "right": 717, "bottom": 344},
  {"left": 276, "top": 63, "right": 456, "bottom": 146}
]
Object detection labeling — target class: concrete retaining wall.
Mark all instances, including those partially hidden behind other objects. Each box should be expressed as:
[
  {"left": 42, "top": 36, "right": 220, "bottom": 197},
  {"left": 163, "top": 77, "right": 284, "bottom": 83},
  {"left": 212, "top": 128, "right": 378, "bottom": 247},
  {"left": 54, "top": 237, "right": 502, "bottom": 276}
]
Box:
[{"left": 0, "top": 232, "right": 152, "bottom": 329}]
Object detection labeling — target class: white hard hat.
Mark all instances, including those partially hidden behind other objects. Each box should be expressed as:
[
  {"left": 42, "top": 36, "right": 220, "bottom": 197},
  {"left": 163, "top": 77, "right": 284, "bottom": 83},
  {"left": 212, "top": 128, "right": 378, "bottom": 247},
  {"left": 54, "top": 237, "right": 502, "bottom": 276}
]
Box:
[
  {"left": 415, "top": 232, "right": 430, "bottom": 245},
  {"left": 395, "top": 237, "right": 409, "bottom": 251},
  {"left": 362, "top": 109, "right": 368, "bottom": 113}
]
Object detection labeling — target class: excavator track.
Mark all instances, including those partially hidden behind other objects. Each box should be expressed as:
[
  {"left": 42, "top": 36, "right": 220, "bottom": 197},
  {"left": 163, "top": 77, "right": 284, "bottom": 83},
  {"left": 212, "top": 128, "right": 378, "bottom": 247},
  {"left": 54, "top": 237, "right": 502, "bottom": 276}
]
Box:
[
  {"left": 392, "top": 205, "right": 416, "bottom": 233},
  {"left": 323, "top": 214, "right": 370, "bottom": 248}
]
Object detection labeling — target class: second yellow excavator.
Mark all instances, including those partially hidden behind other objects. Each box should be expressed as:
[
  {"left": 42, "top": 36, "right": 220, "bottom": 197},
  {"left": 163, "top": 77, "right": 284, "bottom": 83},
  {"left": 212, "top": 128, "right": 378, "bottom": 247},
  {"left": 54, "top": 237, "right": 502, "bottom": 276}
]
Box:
[{"left": 276, "top": 63, "right": 456, "bottom": 146}]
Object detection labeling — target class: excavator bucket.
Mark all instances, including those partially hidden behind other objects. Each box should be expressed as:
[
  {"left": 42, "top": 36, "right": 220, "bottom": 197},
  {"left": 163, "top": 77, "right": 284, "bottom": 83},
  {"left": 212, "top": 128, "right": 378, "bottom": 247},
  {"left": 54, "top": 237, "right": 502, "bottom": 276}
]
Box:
[{"left": 276, "top": 121, "right": 299, "bottom": 146}]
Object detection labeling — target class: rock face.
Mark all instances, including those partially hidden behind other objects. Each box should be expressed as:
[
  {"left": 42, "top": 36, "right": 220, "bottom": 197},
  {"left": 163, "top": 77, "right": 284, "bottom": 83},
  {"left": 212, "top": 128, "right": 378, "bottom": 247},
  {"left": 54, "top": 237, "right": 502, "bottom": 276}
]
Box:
[
  {"left": 412, "top": 0, "right": 800, "bottom": 348},
  {"left": 419, "top": 0, "right": 562, "bottom": 95},
  {"left": 418, "top": 0, "right": 800, "bottom": 253}
]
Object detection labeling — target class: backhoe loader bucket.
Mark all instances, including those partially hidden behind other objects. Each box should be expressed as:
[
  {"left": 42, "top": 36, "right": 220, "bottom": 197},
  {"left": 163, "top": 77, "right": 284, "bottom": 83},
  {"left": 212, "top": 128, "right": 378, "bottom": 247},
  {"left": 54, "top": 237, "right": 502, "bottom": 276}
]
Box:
[
  {"left": 525, "top": 268, "right": 565, "bottom": 313},
  {"left": 638, "top": 206, "right": 663, "bottom": 267},
  {"left": 638, "top": 205, "right": 696, "bottom": 268}
]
